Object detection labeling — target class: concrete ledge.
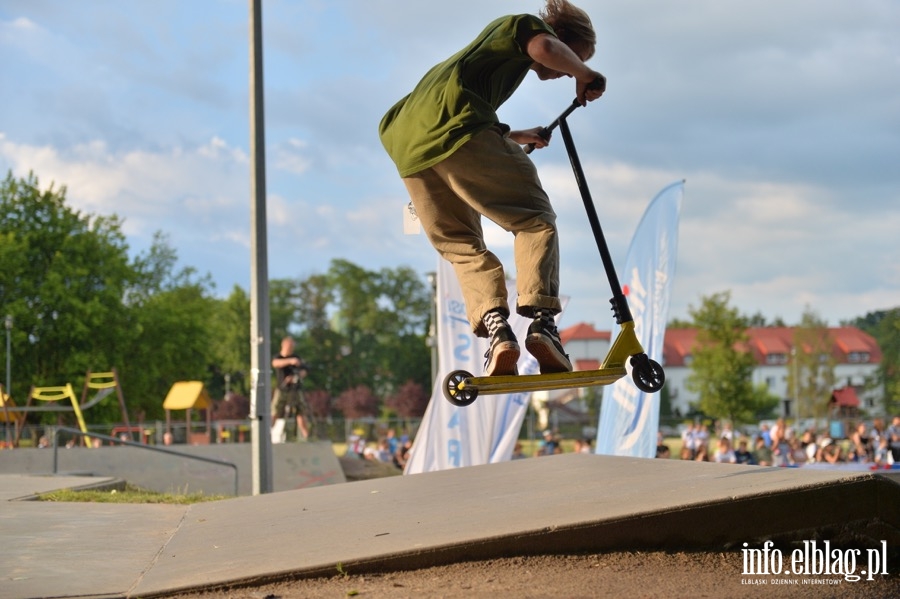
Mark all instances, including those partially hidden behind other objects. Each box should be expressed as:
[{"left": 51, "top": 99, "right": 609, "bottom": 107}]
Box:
[{"left": 0, "top": 441, "right": 344, "bottom": 495}]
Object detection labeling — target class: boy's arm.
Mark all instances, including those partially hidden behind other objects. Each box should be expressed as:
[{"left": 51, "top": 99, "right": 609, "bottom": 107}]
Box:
[
  {"left": 508, "top": 127, "right": 550, "bottom": 147},
  {"left": 525, "top": 33, "right": 605, "bottom": 105}
]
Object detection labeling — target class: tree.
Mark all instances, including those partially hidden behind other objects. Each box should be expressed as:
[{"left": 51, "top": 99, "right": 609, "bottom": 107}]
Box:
[
  {"left": 207, "top": 285, "right": 251, "bottom": 397},
  {"left": 852, "top": 307, "right": 900, "bottom": 414},
  {"left": 746, "top": 312, "right": 787, "bottom": 328},
  {"left": 374, "top": 265, "right": 432, "bottom": 387},
  {"left": 211, "top": 393, "right": 249, "bottom": 420},
  {"left": 1, "top": 171, "right": 434, "bottom": 431},
  {"left": 296, "top": 273, "right": 333, "bottom": 333},
  {"left": 122, "top": 234, "right": 220, "bottom": 420},
  {"left": 290, "top": 273, "right": 338, "bottom": 395},
  {"left": 685, "top": 292, "right": 778, "bottom": 425},
  {"left": 304, "top": 389, "right": 332, "bottom": 419},
  {"left": 302, "top": 259, "right": 431, "bottom": 397},
  {"left": 385, "top": 380, "right": 430, "bottom": 419},
  {"left": 334, "top": 385, "right": 379, "bottom": 419},
  {"left": 788, "top": 307, "right": 836, "bottom": 421},
  {"left": 0, "top": 172, "right": 135, "bottom": 424},
  {"left": 269, "top": 278, "right": 300, "bottom": 347}
]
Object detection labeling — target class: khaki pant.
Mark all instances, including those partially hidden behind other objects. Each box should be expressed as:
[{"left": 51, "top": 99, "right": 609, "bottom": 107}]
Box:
[
  {"left": 271, "top": 386, "right": 308, "bottom": 420},
  {"left": 403, "top": 126, "right": 561, "bottom": 337}
]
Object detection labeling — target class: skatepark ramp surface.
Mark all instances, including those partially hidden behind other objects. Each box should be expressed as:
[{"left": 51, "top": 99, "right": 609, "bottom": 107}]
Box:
[{"left": 2, "top": 453, "right": 898, "bottom": 598}]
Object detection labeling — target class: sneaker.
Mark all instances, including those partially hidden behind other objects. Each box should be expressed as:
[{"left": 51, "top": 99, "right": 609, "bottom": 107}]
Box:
[
  {"left": 525, "top": 319, "right": 572, "bottom": 374},
  {"left": 483, "top": 326, "right": 520, "bottom": 376}
]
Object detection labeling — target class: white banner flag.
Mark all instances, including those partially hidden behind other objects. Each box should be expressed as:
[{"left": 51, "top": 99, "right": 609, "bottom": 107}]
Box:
[
  {"left": 405, "top": 258, "right": 565, "bottom": 474},
  {"left": 595, "top": 181, "right": 684, "bottom": 458}
]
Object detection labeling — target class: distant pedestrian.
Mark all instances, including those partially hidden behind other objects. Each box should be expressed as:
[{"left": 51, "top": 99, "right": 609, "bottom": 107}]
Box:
[
  {"left": 270, "top": 336, "right": 311, "bottom": 443},
  {"left": 734, "top": 439, "right": 755, "bottom": 465}
]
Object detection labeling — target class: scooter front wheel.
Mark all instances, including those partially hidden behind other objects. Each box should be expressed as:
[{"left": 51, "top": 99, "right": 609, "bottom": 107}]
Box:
[
  {"left": 630, "top": 354, "right": 665, "bottom": 393},
  {"left": 442, "top": 370, "right": 478, "bottom": 406}
]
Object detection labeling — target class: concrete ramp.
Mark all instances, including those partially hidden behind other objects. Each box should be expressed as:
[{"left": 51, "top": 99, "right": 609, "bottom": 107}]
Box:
[
  {"left": 3, "top": 454, "right": 899, "bottom": 598},
  {"left": 129, "top": 454, "right": 900, "bottom": 597}
]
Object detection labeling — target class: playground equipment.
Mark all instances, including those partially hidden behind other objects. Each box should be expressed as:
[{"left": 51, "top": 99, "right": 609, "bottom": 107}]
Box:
[
  {"left": 163, "top": 381, "right": 213, "bottom": 445},
  {"left": 80, "top": 369, "right": 131, "bottom": 428},
  {"left": 9, "top": 368, "right": 130, "bottom": 447}
]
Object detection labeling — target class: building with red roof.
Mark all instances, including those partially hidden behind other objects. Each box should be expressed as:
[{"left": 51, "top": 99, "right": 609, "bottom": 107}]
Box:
[{"left": 560, "top": 322, "right": 882, "bottom": 419}]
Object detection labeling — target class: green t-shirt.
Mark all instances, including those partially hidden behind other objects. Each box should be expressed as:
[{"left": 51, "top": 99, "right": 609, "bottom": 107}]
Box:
[{"left": 379, "top": 14, "right": 555, "bottom": 177}]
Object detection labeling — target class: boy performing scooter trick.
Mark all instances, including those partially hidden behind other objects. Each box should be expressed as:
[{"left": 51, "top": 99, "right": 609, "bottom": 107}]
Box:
[{"left": 379, "top": 0, "right": 605, "bottom": 377}]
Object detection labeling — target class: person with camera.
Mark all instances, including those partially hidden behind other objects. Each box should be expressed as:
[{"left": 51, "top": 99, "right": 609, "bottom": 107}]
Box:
[{"left": 271, "top": 336, "right": 311, "bottom": 443}]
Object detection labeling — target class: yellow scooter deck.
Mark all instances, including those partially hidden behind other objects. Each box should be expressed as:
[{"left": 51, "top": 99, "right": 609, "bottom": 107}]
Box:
[
  {"left": 442, "top": 322, "right": 664, "bottom": 406},
  {"left": 461, "top": 367, "right": 626, "bottom": 396}
]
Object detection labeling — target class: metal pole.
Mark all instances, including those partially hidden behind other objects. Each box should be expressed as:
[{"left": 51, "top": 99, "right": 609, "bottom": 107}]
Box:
[
  {"left": 4, "top": 315, "right": 11, "bottom": 446},
  {"left": 4, "top": 316, "right": 10, "bottom": 394},
  {"left": 426, "top": 272, "right": 437, "bottom": 386},
  {"left": 792, "top": 346, "right": 799, "bottom": 421},
  {"left": 249, "top": 0, "right": 273, "bottom": 494}
]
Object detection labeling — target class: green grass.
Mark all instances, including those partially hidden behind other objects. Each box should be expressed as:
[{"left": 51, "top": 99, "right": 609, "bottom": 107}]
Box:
[{"left": 37, "top": 483, "right": 229, "bottom": 504}]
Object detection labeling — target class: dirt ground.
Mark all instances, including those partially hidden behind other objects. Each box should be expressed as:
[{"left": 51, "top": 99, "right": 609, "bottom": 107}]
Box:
[
  {"left": 171, "top": 550, "right": 899, "bottom": 599},
  {"left": 169, "top": 458, "right": 899, "bottom": 599}
]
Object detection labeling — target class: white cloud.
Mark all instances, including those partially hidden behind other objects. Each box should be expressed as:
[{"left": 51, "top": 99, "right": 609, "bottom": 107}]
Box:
[
  {"left": 272, "top": 138, "right": 312, "bottom": 175},
  {"left": 0, "top": 133, "right": 249, "bottom": 240}
]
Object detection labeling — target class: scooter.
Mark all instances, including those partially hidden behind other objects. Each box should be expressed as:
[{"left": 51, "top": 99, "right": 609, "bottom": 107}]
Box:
[{"left": 442, "top": 94, "right": 665, "bottom": 407}]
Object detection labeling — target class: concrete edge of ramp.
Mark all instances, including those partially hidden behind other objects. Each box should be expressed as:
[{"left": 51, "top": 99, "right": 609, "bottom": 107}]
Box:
[{"left": 130, "top": 454, "right": 900, "bottom": 598}]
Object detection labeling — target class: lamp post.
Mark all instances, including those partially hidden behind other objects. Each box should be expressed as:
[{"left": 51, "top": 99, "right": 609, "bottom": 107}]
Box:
[
  {"left": 248, "top": 0, "right": 273, "bottom": 495},
  {"left": 791, "top": 346, "right": 799, "bottom": 420},
  {"left": 4, "top": 315, "right": 10, "bottom": 396},
  {"left": 4, "top": 315, "right": 11, "bottom": 446},
  {"left": 426, "top": 272, "right": 437, "bottom": 386}
]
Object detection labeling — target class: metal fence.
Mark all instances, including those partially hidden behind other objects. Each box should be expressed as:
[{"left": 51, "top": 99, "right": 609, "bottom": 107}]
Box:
[{"left": 10, "top": 410, "right": 609, "bottom": 451}]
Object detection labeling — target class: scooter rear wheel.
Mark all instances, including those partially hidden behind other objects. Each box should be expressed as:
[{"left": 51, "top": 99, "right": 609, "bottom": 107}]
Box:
[
  {"left": 630, "top": 354, "right": 665, "bottom": 393},
  {"left": 442, "top": 370, "right": 478, "bottom": 406}
]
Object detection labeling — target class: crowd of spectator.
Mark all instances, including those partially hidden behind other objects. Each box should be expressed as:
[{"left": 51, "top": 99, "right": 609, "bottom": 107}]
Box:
[
  {"left": 346, "top": 416, "right": 900, "bottom": 470},
  {"left": 670, "top": 416, "right": 900, "bottom": 468},
  {"left": 346, "top": 427, "right": 412, "bottom": 470},
  {"left": 347, "top": 426, "right": 597, "bottom": 469}
]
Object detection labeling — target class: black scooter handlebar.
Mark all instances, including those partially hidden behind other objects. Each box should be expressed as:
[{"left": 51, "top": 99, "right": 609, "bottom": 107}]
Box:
[{"left": 524, "top": 76, "right": 605, "bottom": 155}]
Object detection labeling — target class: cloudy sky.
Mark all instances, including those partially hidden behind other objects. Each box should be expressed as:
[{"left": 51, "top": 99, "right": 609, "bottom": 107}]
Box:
[{"left": 1, "top": 0, "right": 898, "bottom": 332}]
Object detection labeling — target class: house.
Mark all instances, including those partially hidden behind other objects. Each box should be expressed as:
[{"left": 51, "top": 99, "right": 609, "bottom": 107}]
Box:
[{"left": 560, "top": 323, "right": 883, "bottom": 419}]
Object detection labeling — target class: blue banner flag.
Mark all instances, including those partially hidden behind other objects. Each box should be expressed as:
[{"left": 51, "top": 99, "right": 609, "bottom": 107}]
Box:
[{"left": 595, "top": 181, "right": 684, "bottom": 458}]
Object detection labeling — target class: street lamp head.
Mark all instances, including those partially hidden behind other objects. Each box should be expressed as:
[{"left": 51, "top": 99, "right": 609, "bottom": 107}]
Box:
[{"left": 3, "top": 315, "right": 10, "bottom": 330}]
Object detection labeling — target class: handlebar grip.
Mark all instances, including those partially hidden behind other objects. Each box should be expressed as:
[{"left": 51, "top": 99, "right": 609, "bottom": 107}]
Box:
[
  {"left": 587, "top": 75, "right": 606, "bottom": 92},
  {"left": 524, "top": 127, "right": 551, "bottom": 155}
]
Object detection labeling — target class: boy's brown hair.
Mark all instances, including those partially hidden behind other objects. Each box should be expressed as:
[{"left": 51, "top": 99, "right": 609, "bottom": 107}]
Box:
[{"left": 539, "top": 0, "right": 596, "bottom": 59}]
